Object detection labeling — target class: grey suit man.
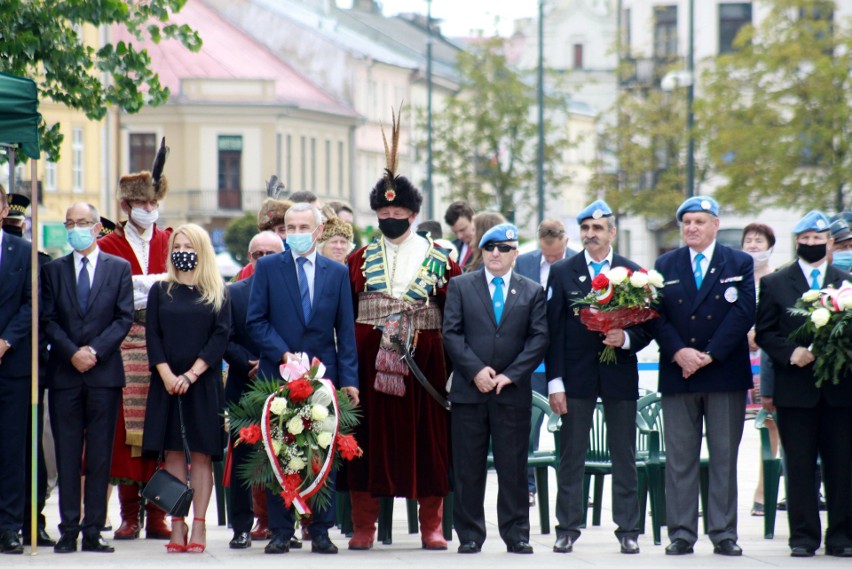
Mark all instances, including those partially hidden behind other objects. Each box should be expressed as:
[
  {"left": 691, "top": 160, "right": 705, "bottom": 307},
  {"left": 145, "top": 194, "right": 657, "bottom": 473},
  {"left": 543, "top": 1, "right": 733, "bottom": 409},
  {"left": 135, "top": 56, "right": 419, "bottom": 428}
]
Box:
[{"left": 443, "top": 223, "right": 549, "bottom": 555}]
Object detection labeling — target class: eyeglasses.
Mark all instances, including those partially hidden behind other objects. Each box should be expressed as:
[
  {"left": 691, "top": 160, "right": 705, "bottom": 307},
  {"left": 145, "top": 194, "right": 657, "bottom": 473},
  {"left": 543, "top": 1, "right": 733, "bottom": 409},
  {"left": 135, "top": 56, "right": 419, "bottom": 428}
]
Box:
[
  {"left": 250, "top": 250, "right": 277, "bottom": 260},
  {"left": 482, "top": 243, "right": 517, "bottom": 253},
  {"left": 64, "top": 220, "right": 96, "bottom": 230}
]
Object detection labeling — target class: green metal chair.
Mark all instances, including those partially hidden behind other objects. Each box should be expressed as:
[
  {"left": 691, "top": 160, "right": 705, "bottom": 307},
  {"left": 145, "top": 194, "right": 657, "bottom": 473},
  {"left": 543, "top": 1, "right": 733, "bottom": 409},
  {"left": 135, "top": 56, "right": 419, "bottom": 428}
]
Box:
[{"left": 754, "top": 409, "right": 782, "bottom": 538}]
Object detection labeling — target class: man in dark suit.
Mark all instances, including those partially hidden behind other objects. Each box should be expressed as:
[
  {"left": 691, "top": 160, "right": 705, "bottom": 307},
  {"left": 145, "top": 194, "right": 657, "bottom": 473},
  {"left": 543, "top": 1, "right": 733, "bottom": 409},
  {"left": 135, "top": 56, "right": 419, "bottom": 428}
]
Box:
[
  {"left": 444, "top": 200, "right": 475, "bottom": 270},
  {"left": 756, "top": 211, "right": 852, "bottom": 557},
  {"left": 545, "top": 200, "right": 651, "bottom": 554},
  {"left": 224, "top": 231, "right": 284, "bottom": 550},
  {"left": 0, "top": 185, "right": 33, "bottom": 554},
  {"left": 443, "top": 222, "right": 548, "bottom": 555},
  {"left": 41, "top": 203, "right": 134, "bottom": 554},
  {"left": 247, "top": 203, "right": 359, "bottom": 555},
  {"left": 654, "top": 196, "right": 755, "bottom": 557}
]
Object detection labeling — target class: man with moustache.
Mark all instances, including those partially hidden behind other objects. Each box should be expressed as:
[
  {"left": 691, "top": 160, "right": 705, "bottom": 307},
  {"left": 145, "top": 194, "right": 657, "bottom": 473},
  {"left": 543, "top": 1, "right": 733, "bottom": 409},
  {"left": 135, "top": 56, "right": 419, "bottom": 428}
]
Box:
[
  {"left": 653, "top": 196, "right": 755, "bottom": 557},
  {"left": 545, "top": 200, "right": 651, "bottom": 554},
  {"left": 756, "top": 211, "right": 852, "bottom": 557}
]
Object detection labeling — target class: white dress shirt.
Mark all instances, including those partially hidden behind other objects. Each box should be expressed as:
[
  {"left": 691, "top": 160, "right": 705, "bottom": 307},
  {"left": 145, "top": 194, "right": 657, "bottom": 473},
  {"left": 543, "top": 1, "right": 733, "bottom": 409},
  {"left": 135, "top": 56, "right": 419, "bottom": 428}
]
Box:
[
  {"left": 484, "top": 267, "right": 512, "bottom": 301},
  {"left": 798, "top": 258, "right": 826, "bottom": 288},
  {"left": 73, "top": 247, "right": 99, "bottom": 284},
  {"left": 689, "top": 240, "right": 716, "bottom": 282},
  {"left": 293, "top": 247, "right": 318, "bottom": 303}
]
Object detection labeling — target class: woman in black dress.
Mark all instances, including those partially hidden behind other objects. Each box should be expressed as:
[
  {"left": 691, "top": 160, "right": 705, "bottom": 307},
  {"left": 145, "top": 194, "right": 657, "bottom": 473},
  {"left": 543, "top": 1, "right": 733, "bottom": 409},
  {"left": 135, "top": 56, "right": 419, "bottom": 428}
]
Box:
[{"left": 142, "top": 224, "right": 229, "bottom": 553}]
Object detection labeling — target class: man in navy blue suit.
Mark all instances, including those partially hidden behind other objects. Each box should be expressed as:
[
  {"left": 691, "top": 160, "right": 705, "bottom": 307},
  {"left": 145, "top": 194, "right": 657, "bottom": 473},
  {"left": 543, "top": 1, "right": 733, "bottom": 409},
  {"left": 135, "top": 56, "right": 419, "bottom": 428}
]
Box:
[
  {"left": 224, "top": 231, "right": 284, "bottom": 550},
  {"left": 653, "top": 196, "right": 755, "bottom": 557},
  {"left": 0, "top": 184, "right": 33, "bottom": 554},
  {"left": 247, "top": 202, "right": 359, "bottom": 555}
]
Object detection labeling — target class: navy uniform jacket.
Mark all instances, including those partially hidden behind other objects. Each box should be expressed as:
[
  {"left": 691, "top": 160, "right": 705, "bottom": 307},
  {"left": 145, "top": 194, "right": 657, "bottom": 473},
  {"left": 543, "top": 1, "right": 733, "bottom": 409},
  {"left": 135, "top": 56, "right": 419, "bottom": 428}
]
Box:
[
  {"left": 246, "top": 251, "right": 358, "bottom": 389},
  {"left": 755, "top": 263, "right": 852, "bottom": 408},
  {"left": 0, "top": 233, "right": 32, "bottom": 379},
  {"left": 545, "top": 252, "right": 653, "bottom": 400},
  {"left": 654, "top": 244, "right": 755, "bottom": 394},
  {"left": 224, "top": 276, "right": 260, "bottom": 401},
  {"left": 514, "top": 247, "right": 578, "bottom": 285},
  {"left": 41, "top": 251, "right": 134, "bottom": 390}
]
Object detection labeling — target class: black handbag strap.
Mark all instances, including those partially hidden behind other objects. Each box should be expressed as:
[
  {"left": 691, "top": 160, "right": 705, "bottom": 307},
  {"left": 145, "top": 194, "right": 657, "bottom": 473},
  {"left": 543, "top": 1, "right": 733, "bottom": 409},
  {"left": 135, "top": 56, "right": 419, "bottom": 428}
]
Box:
[{"left": 157, "top": 395, "right": 193, "bottom": 488}]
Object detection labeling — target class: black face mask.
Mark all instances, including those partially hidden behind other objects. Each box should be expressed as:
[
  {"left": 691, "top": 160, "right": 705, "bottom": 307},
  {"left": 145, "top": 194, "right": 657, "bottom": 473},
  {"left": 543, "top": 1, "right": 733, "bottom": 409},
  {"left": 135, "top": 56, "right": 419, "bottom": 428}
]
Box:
[
  {"left": 797, "top": 243, "right": 827, "bottom": 264},
  {"left": 378, "top": 217, "right": 411, "bottom": 239},
  {"left": 171, "top": 251, "right": 198, "bottom": 272}
]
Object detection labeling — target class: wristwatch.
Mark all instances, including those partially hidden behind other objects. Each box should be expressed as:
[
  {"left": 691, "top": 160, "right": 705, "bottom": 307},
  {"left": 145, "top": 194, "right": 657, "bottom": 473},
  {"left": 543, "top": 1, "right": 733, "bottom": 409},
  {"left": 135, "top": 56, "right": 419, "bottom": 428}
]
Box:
[
  {"left": 86, "top": 346, "right": 98, "bottom": 357},
  {"left": 1, "top": 339, "right": 10, "bottom": 349}
]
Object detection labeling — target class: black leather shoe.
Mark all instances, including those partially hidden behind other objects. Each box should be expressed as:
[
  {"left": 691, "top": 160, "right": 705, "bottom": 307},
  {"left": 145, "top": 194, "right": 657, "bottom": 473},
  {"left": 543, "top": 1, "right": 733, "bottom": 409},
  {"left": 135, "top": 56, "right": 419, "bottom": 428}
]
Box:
[
  {"left": 54, "top": 532, "right": 78, "bottom": 553},
  {"left": 665, "top": 538, "right": 694, "bottom": 555},
  {"left": 0, "top": 531, "right": 23, "bottom": 554},
  {"left": 553, "top": 534, "right": 573, "bottom": 553},
  {"left": 81, "top": 534, "right": 114, "bottom": 552},
  {"left": 620, "top": 537, "right": 640, "bottom": 554},
  {"left": 22, "top": 527, "right": 56, "bottom": 547},
  {"left": 457, "top": 541, "right": 481, "bottom": 554},
  {"left": 713, "top": 539, "right": 742, "bottom": 556},
  {"left": 289, "top": 537, "right": 303, "bottom": 549},
  {"left": 311, "top": 534, "right": 339, "bottom": 554},
  {"left": 264, "top": 534, "right": 290, "bottom": 554},
  {"left": 790, "top": 546, "right": 815, "bottom": 557},
  {"left": 826, "top": 546, "right": 852, "bottom": 557},
  {"left": 229, "top": 531, "right": 251, "bottom": 549},
  {"left": 507, "top": 541, "right": 534, "bottom": 554}
]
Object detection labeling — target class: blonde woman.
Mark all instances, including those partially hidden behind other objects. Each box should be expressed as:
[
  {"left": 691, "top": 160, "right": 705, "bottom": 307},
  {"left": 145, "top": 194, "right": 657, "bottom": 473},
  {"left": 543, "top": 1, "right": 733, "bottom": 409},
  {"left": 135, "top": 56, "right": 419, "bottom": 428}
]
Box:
[{"left": 141, "top": 224, "right": 230, "bottom": 553}]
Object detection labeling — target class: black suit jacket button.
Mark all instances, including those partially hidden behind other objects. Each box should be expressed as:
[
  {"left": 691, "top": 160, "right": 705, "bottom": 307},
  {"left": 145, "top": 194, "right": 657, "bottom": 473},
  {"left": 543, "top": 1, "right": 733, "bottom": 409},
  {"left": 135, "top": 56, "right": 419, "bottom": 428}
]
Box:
[
  {"left": 690, "top": 338, "right": 696, "bottom": 344},
  {"left": 707, "top": 315, "right": 713, "bottom": 320},
  {"left": 690, "top": 315, "right": 696, "bottom": 320},
  {"left": 715, "top": 295, "right": 721, "bottom": 300},
  {"left": 495, "top": 333, "right": 500, "bottom": 338},
  {"left": 678, "top": 299, "right": 684, "bottom": 304}
]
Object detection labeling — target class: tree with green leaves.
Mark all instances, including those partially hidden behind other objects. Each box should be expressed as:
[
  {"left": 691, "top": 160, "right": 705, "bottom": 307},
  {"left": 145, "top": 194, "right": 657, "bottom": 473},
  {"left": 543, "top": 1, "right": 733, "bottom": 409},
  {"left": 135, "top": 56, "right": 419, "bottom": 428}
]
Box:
[
  {"left": 423, "top": 37, "right": 572, "bottom": 223},
  {"left": 224, "top": 213, "right": 257, "bottom": 267},
  {"left": 699, "top": 0, "right": 851, "bottom": 212},
  {"left": 0, "top": 0, "right": 201, "bottom": 161}
]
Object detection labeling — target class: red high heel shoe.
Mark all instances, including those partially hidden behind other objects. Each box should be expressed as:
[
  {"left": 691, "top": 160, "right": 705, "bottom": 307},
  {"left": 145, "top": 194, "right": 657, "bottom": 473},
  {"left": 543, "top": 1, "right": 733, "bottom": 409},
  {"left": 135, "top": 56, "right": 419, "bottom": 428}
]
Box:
[
  {"left": 165, "top": 517, "right": 188, "bottom": 553},
  {"left": 186, "top": 518, "right": 206, "bottom": 553}
]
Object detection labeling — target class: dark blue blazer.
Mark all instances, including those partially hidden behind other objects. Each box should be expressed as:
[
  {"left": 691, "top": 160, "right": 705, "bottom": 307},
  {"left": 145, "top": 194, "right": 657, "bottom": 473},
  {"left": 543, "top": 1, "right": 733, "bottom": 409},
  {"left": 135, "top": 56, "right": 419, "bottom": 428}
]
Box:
[
  {"left": 224, "top": 276, "right": 260, "bottom": 401},
  {"left": 0, "top": 233, "right": 33, "bottom": 378},
  {"left": 545, "top": 252, "right": 653, "bottom": 400},
  {"left": 246, "top": 251, "right": 358, "bottom": 389},
  {"left": 41, "top": 251, "right": 134, "bottom": 390},
  {"left": 654, "top": 243, "right": 755, "bottom": 394},
  {"left": 515, "top": 247, "right": 577, "bottom": 285}
]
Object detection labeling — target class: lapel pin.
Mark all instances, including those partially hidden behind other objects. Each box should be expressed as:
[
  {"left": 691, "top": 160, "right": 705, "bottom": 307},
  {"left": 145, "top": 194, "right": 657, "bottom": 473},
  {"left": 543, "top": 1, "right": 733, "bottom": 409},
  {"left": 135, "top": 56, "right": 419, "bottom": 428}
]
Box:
[
  {"left": 511, "top": 289, "right": 517, "bottom": 295},
  {"left": 579, "top": 275, "right": 587, "bottom": 282},
  {"left": 573, "top": 307, "right": 580, "bottom": 316},
  {"left": 710, "top": 268, "right": 716, "bottom": 274}
]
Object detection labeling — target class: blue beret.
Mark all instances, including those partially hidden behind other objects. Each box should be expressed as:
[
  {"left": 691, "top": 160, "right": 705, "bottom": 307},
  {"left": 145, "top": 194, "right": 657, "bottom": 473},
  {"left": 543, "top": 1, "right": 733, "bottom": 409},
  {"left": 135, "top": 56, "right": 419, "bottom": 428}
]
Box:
[
  {"left": 576, "top": 199, "right": 613, "bottom": 225},
  {"left": 828, "top": 214, "right": 851, "bottom": 242},
  {"left": 792, "top": 210, "right": 830, "bottom": 235},
  {"left": 479, "top": 222, "right": 519, "bottom": 248},
  {"left": 676, "top": 196, "right": 719, "bottom": 222}
]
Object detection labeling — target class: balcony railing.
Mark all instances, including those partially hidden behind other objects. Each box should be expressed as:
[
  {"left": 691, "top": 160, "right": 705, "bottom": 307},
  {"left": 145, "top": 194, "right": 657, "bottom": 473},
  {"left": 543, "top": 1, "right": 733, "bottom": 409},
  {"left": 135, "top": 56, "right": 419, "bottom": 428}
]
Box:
[{"left": 166, "top": 188, "right": 266, "bottom": 217}]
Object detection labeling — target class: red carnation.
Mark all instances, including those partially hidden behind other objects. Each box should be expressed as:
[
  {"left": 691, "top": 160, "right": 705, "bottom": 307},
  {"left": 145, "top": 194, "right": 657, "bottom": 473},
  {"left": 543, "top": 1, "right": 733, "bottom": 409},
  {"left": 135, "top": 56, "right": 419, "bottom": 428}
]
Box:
[
  {"left": 336, "top": 434, "right": 363, "bottom": 461},
  {"left": 287, "top": 378, "right": 314, "bottom": 402},
  {"left": 591, "top": 274, "right": 610, "bottom": 291},
  {"left": 279, "top": 473, "right": 302, "bottom": 508},
  {"left": 238, "top": 424, "right": 262, "bottom": 445},
  {"left": 311, "top": 454, "right": 323, "bottom": 475}
]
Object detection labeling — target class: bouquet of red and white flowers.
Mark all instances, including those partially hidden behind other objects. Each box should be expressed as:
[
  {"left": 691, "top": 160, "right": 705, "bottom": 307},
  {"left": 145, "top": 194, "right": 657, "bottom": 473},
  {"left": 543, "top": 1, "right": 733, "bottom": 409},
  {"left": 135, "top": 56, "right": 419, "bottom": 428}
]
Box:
[
  {"left": 227, "top": 354, "right": 361, "bottom": 515},
  {"left": 788, "top": 281, "right": 852, "bottom": 388},
  {"left": 573, "top": 266, "right": 665, "bottom": 364}
]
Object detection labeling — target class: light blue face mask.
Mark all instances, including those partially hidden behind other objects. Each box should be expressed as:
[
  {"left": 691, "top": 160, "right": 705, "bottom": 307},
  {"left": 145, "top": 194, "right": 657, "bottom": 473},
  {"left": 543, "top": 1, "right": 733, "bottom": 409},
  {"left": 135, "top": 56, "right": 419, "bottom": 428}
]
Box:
[
  {"left": 67, "top": 226, "right": 95, "bottom": 251},
  {"left": 286, "top": 231, "right": 315, "bottom": 255},
  {"left": 832, "top": 250, "right": 852, "bottom": 271}
]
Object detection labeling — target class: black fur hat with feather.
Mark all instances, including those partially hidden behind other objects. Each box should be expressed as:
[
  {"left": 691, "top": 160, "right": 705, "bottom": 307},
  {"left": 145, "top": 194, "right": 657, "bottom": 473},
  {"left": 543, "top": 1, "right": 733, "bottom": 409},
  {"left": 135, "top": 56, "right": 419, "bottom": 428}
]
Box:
[{"left": 368, "top": 104, "right": 422, "bottom": 214}]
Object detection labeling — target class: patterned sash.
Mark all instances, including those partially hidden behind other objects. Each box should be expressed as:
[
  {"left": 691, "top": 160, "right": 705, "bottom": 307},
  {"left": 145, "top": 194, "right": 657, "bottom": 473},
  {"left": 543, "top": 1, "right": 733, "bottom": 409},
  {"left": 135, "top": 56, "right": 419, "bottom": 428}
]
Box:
[{"left": 120, "top": 322, "right": 152, "bottom": 456}]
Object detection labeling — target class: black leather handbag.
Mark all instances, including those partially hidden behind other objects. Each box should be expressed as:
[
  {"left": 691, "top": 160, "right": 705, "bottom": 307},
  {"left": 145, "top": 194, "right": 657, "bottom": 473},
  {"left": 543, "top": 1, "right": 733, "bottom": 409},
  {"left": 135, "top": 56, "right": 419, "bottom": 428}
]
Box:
[{"left": 142, "top": 396, "right": 194, "bottom": 516}]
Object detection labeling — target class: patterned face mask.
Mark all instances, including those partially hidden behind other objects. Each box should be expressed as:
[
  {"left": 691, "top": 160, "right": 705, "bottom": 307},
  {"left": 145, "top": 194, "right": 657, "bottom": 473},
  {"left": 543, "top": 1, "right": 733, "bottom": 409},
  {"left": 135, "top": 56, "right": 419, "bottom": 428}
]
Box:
[{"left": 171, "top": 250, "right": 198, "bottom": 272}]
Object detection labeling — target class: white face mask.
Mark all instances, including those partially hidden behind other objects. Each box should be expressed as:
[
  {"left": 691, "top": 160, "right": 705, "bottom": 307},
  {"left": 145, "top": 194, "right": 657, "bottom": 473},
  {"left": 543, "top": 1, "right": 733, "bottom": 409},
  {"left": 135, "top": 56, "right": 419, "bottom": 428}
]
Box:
[
  {"left": 747, "top": 248, "right": 772, "bottom": 268},
  {"left": 131, "top": 207, "right": 159, "bottom": 229}
]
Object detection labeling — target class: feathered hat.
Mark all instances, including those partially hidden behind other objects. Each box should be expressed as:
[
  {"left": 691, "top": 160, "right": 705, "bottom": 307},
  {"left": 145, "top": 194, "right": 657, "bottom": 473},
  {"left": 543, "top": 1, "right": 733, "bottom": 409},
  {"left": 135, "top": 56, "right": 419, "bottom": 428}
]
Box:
[
  {"left": 118, "top": 137, "right": 169, "bottom": 202},
  {"left": 257, "top": 174, "right": 293, "bottom": 231},
  {"left": 368, "top": 104, "right": 422, "bottom": 213},
  {"left": 319, "top": 216, "right": 354, "bottom": 243}
]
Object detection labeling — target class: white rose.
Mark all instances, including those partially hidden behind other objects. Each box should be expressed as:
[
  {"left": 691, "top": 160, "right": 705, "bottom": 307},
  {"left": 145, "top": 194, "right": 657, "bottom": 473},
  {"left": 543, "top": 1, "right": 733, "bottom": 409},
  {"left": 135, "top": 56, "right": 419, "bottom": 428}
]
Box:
[
  {"left": 811, "top": 307, "right": 831, "bottom": 328},
  {"left": 801, "top": 290, "right": 821, "bottom": 303},
  {"left": 271, "top": 440, "right": 282, "bottom": 456},
  {"left": 310, "top": 389, "right": 333, "bottom": 407},
  {"left": 286, "top": 416, "right": 305, "bottom": 435},
  {"left": 647, "top": 270, "right": 664, "bottom": 288},
  {"left": 287, "top": 456, "right": 306, "bottom": 472},
  {"left": 608, "top": 266, "right": 629, "bottom": 285},
  {"left": 317, "top": 431, "right": 333, "bottom": 449},
  {"left": 319, "top": 417, "right": 337, "bottom": 433},
  {"left": 629, "top": 271, "right": 649, "bottom": 288},
  {"left": 311, "top": 404, "right": 329, "bottom": 422},
  {"left": 270, "top": 397, "right": 288, "bottom": 415}
]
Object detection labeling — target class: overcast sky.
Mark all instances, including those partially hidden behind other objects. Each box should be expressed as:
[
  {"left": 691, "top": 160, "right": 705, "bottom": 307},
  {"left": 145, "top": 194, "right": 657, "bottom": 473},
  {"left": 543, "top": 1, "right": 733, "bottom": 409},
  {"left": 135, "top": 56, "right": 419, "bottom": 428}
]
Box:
[{"left": 338, "top": 0, "right": 539, "bottom": 37}]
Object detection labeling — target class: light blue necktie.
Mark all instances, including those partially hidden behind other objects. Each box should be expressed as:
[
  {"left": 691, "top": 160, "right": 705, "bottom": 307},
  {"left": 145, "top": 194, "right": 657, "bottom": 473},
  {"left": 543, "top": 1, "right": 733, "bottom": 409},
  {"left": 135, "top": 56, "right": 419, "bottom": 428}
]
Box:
[
  {"left": 78, "top": 257, "right": 91, "bottom": 313},
  {"left": 810, "top": 268, "right": 820, "bottom": 290},
  {"left": 590, "top": 260, "right": 608, "bottom": 276},
  {"left": 296, "top": 257, "right": 312, "bottom": 322},
  {"left": 693, "top": 253, "right": 705, "bottom": 289},
  {"left": 492, "top": 276, "right": 504, "bottom": 324}
]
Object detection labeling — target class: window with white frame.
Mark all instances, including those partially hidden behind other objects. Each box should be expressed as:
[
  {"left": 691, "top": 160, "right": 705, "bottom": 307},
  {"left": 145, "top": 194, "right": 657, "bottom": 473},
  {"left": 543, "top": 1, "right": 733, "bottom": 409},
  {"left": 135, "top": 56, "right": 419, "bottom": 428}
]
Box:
[
  {"left": 45, "top": 160, "right": 57, "bottom": 192},
  {"left": 72, "top": 128, "right": 84, "bottom": 193}
]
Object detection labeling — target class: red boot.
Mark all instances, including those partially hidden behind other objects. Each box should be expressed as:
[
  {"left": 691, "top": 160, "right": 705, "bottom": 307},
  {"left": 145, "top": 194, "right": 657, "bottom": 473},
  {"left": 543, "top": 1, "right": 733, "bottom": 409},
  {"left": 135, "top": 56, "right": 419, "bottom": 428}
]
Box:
[
  {"left": 348, "top": 492, "right": 380, "bottom": 550},
  {"left": 113, "top": 484, "right": 141, "bottom": 540},
  {"left": 145, "top": 500, "right": 171, "bottom": 539},
  {"left": 250, "top": 486, "right": 271, "bottom": 540},
  {"left": 419, "top": 496, "right": 448, "bottom": 550}
]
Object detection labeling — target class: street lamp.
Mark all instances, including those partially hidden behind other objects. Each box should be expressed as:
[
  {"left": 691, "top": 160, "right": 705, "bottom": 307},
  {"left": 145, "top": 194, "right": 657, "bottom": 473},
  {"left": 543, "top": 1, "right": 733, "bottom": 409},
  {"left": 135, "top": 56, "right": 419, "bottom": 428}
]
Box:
[
  {"left": 536, "top": 0, "right": 545, "bottom": 226},
  {"left": 426, "top": 0, "right": 434, "bottom": 219}
]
